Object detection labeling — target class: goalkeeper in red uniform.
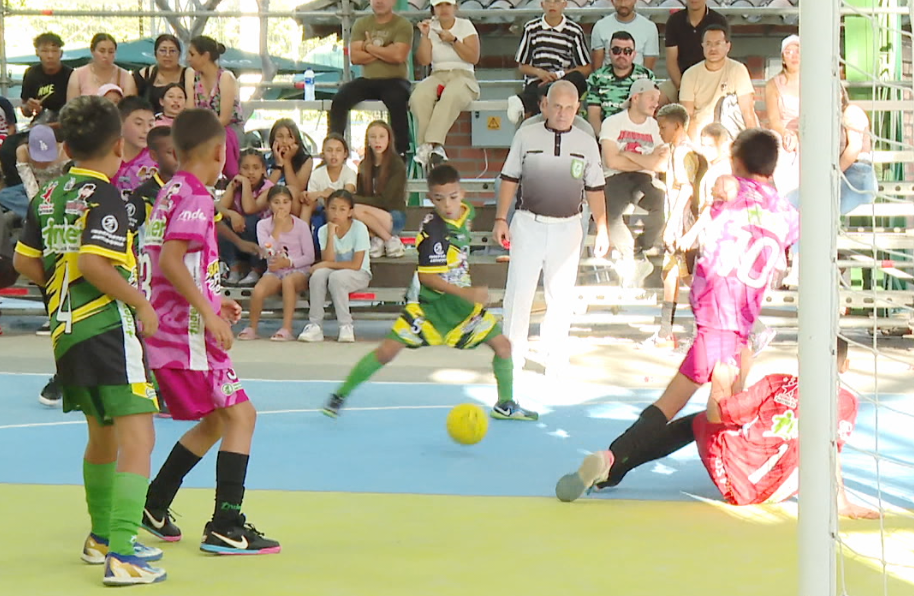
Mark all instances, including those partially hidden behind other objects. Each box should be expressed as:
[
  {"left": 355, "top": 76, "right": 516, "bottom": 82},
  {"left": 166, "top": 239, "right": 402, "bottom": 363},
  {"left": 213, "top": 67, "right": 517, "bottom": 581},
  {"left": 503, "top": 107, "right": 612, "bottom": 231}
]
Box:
[{"left": 557, "top": 338, "right": 879, "bottom": 518}]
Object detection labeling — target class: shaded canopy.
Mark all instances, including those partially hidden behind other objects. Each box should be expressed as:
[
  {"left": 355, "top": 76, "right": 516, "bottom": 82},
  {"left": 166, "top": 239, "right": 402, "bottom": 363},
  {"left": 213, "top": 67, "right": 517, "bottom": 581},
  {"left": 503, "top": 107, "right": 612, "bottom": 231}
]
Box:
[{"left": 6, "top": 37, "right": 340, "bottom": 75}]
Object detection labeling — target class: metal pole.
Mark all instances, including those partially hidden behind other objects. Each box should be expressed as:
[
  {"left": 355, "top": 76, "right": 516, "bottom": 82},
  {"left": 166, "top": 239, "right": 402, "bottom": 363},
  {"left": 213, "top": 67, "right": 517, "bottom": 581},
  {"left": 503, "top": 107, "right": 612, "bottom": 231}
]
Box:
[
  {"left": 797, "top": 0, "right": 840, "bottom": 594},
  {"left": 341, "top": 0, "right": 352, "bottom": 84},
  {"left": 0, "top": 3, "right": 8, "bottom": 96}
]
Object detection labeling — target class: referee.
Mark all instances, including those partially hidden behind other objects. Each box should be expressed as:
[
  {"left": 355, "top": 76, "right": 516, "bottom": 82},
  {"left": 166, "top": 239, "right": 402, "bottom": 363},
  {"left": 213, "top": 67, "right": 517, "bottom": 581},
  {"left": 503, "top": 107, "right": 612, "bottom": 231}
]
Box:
[{"left": 494, "top": 81, "right": 609, "bottom": 374}]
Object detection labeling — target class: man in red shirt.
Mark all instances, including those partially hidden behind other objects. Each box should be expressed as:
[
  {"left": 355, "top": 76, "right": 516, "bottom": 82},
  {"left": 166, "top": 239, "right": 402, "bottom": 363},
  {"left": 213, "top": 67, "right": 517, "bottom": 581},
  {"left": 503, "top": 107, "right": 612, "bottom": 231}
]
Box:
[{"left": 557, "top": 339, "right": 879, "bottom": 518}]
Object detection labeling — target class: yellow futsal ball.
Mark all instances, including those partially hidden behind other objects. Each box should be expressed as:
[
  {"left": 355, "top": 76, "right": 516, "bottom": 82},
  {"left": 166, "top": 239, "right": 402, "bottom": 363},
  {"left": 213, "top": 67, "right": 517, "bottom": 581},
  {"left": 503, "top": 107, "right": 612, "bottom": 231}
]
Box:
[{"left": 446, "top": 403, "right": 489, "bottom": 445}]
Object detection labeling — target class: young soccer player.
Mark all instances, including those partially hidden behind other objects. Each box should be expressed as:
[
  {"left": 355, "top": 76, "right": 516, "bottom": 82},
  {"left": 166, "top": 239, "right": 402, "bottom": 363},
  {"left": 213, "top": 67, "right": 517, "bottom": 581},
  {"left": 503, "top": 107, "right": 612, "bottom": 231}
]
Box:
[
  {"left": 13, "top": 95, "right": 166, "bottom": 585},
  {"left": 140, "top": 108, "right": 280, "bottom": 555},
  {"left": 127, "top": 126, "right": 175, "bottom": 233},
  {"left": 555, "top": 128, "right": 799, "bottom": 500},
  {"left": 114, "top": 96, "right": 157, "bottom": 201},
  {"left": 557, "top": 339, "right": 879, "bottom": 519},
  {"left": 323, "top": 164, "right": 537, "bottom": 421},
  {"left": 647, "top": 103, "right": 707, "bottom": 349}
]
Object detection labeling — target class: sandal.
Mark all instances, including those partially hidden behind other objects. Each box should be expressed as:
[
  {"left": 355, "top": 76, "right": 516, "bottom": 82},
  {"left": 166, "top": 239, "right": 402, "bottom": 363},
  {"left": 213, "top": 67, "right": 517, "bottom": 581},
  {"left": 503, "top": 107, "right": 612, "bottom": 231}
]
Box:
[
  {"left": 237, "top": 327, "right": 257, "bottom": 340},
  {"left": 271, "top": 328, "right": 293, "bottom": 342}
]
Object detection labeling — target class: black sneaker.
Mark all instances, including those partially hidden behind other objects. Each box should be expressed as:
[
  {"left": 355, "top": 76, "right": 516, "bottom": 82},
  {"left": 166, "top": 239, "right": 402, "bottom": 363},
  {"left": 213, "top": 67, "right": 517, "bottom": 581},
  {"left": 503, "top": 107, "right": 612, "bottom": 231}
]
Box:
[
  {"left": 322, "top": 394, "right": 345, "bottom": 418},
  {"left": 38, "top": 375, "right": 62, "bottom": 407},
  {"left": 200, "top": 515, "right": 281, "bottom": 555},
  {"left": 142, "top": 507, "right": 182, "bottom": 542}
]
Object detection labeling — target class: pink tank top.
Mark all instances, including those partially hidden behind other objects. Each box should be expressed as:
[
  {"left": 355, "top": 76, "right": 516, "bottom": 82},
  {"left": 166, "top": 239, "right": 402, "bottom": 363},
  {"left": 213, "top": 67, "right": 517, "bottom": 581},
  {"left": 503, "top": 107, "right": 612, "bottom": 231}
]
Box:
[
  {"left": 76, "top": 65, "right": 131, "bottom": 97},
  {"left": 774, "top": 74, "right": 800, "bottom": 132}
]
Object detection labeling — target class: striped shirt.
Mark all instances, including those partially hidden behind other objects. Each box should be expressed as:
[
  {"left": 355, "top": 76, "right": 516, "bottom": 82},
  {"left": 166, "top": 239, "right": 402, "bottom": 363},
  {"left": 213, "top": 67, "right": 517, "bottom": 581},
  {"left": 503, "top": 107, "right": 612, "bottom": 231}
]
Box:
[{"left": 515, "top": 16, "right": 590, "bottom": 86}]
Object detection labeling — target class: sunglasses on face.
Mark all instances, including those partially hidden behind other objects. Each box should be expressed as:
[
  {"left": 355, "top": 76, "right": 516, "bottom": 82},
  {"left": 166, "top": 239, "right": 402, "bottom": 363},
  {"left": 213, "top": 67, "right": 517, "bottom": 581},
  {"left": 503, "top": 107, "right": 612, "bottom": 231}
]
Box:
[{"left": 610, "top": 47, "right": 634, "bottom": 56}]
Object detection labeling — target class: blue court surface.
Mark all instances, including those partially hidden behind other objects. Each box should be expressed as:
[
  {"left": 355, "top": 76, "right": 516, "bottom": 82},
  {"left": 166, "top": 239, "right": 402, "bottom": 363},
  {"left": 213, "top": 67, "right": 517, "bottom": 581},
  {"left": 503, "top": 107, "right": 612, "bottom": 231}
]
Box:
[{"left": 2, "top": 372, "right": 912, "bottom": 510}]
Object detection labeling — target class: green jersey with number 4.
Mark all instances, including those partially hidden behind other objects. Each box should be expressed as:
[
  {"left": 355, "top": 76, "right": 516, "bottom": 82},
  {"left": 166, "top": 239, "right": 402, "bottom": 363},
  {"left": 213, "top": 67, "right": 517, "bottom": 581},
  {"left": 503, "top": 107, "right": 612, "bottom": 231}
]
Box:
[{"left": 15, "top": 167, "right": 150, "bottom": 387}]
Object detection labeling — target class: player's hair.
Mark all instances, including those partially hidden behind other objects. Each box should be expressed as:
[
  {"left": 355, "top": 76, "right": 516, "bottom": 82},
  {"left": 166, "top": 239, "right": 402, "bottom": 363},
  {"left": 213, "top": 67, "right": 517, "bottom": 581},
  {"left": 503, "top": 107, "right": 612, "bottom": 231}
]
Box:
[
  {"left": 269, "top": 118, "right": 310, "bottom": 173},
  {"left": 34, "top": 32, "right": 64, "bottom": 49},
  {"left": 147, "top": 126, "right": 172, "bottom": 153},
  {"left": 267, "top": 184, "right": 294, "bottom": 203},
  {"left": 731, "top": 128, "right": 779, "bottom": 177},
  {"left": 427, "top": 164, "right": 461, "bottom": 189},
  {"left": 700, "top": 122, "right": 731, "bottom": 144},
  {"left": 656, "top": 103, "right": 689, "bottom": 128},
  {"left": 610, "top": 31, "right": 635, "bottom": 44},
  {"left": 171, "top": 109, "right": 225, "bottom": 158},
  {"left": 327, "top": 189, "right": 355, "bottom": 210},
  {"left": 190, "top": 36, "right": 226, "bottom": 61},
  {"left": 837, "top": 337, "right": 849, "bottom": 369},
  {"left": 118, "top": 95, "right": 154, "bottom": 120},
  {"left": 59, "top": 95, "right": 122, "bottom": 160},
  {"left": 702, "top": 23, "right": 730, "bottom": 42},
  {"left": 90, "top": 33, "right": 117, "bottom": 52}
]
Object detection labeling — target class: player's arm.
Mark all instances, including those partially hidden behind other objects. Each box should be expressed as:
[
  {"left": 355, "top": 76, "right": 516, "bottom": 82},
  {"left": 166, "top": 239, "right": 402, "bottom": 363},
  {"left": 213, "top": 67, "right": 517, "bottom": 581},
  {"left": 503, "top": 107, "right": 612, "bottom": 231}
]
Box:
[
  {"left": 79, "top": 253, "right": 156, "bottom": 334},
  {"left": 12, "top": 253, "right": 45, "bottom": 287},
  {"left": 707, "top": 366, "right": 768, "bottom": 424},
  {"left": 601, "top": 139, "right": 643, "bottom": 172},
  {"left": 160, "top": 241, "right": 219, "bottom": 317}
]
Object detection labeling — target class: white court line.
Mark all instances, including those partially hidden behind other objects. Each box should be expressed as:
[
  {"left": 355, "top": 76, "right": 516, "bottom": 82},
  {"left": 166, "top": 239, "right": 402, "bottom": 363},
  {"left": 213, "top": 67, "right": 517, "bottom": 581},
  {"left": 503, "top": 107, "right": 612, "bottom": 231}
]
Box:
[{"left": 0, "top": 372, "right": 465, "bottom": 386}]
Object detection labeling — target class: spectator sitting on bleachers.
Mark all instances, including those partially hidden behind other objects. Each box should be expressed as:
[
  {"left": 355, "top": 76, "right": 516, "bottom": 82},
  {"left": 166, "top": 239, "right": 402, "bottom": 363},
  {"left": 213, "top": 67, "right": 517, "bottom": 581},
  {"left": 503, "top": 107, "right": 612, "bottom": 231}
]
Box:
[
  {"left": 154, "top": 83, "right": 187, "bottom": 127},
  {"left": 267, "top": 118, "right": 314, "bottom": 216},
  {"left": 354, "top": 120, "right": 407, "bottom": 259},
  {"left": 411, "top": 0, "right": 480, "bottom": 170},
  {"left": 0, "top": 95, "right": 17, "bottom": 146},
  {"left": 679, "top": 24, "right": 758, "bottom": 144},
  {"left": 238, "top": 185, "right": 315, "bottom": 342},
  {"left": 20, "top": 32, "right": 72, "bottom": 124},
  {"left": 133, "top": 34, "right": 188, "bottom": 111},
  {"left": 766, "top": 35, "right": 800, "bottom": 197},
  {"left": 585, "top": 30, "right": 655, "bottom": 137},
  {"left": 694, "top": 123, "right": 732, "bottom": 235},
  {"left": 66, "top": 33, "right": 137, "bottom": 101},
  {"left": 591, "top": 0, "right": 659, "bottom": 72},
  {"left": 219, "top": 149, "right": 275, "bottom": 286},
  {"left": 838, "top": 85, "right": 877, "bottom": 217},
  {"left": 0, "top": 125, "right": 67, "bottom": 221},
  {"left": 660, "top": 0, "right": 728, "bottom": 105},
  {"left": 506, "top": 0, "right": 592, "bottom": 124},
  {"left": 304, "top": 133, "right": 358, "bottom": 223},
  {"left": 299, "top": 190, "right": 373, "bottom": 344},
  {"left": 0, "top": 209, "right": 17, "bottom": 334},
  {"left": 97, "top": 84, "right": 124, "bottom": 105},
  {"left": 330, "top": 0, "right": 413, "bottom": 158}
]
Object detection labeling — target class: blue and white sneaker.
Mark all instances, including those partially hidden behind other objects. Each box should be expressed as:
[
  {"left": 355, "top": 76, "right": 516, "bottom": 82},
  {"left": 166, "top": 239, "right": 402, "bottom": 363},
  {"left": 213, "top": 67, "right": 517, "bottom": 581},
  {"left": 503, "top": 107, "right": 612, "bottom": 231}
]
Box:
[
  {"left": 81, "top": 533, "right": 163, "bottom": 565},
  {"left": 490, "top": 400, "right": 538, "bottom": 421},
  {"left": 103, "top": 552, "right": 167, "bottom": 586}
]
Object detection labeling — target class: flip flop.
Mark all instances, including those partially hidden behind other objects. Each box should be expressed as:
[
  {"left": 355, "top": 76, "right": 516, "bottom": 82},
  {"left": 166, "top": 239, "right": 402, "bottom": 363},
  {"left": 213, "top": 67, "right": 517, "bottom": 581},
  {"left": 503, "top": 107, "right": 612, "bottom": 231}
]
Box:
[
  {"left": 271, "top": 328, "right": 293, "bottom": 342},
  {"left": 237, "top": 327, "right": 257, "bottom": 340}
]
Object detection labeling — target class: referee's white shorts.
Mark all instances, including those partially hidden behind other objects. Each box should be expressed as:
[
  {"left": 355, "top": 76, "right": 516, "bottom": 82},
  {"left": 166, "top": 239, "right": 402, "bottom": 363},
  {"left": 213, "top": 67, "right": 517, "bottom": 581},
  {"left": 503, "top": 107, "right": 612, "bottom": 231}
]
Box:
[{"left": 502, "top": 209, "right": 584, "bottom": 368}]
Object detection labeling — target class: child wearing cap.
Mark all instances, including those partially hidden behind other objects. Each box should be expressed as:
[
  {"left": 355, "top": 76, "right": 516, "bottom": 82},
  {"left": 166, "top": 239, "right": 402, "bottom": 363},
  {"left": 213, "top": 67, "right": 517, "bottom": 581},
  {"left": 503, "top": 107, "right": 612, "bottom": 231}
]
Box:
[{"left": 97, "top": 83, "right": 125, "bottom": 105}]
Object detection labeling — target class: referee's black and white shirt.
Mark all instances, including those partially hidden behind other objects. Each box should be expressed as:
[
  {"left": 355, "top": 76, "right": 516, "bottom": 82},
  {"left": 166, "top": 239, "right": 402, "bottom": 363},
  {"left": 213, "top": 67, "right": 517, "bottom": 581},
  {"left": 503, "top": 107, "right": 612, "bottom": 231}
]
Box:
[
  {"left": 515, "top": 16, "right": 590, "bottom": 86},
  {"left": 501, "top": 123, "right": 605, "bottom": 219}
]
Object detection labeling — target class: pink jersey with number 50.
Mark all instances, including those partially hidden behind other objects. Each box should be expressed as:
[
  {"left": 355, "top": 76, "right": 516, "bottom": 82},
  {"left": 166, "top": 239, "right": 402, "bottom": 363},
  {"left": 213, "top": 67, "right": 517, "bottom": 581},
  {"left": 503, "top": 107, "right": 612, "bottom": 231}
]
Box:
[
  {"left": 690, "top": 178, "right": 798, "bottom": 337},
  {"left": 142, "top": 171, "right": 229, "bottom": 371}
]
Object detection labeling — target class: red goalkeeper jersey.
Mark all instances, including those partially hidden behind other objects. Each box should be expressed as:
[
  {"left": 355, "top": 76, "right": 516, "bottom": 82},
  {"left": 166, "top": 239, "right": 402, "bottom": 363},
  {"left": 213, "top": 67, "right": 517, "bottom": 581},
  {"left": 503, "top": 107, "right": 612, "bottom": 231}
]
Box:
[{"left": 692, "top": 374, "right": 858, "bottom": 506}]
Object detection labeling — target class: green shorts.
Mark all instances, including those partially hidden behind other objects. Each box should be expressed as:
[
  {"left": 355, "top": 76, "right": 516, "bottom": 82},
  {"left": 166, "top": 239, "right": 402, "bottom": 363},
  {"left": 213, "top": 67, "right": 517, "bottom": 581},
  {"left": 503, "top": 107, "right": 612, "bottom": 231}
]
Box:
[
  {"left": 388, "top": 294, "right": 501, "bottom": 350},
  {"left": 63, "top": 382, "right": 160, "bottom": 426}
]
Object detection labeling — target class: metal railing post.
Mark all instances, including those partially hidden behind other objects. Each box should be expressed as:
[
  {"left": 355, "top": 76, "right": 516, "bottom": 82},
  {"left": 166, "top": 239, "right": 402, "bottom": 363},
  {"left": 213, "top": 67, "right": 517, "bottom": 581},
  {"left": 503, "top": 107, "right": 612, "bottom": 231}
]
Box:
[{"left": 0, "top": 3, "right": 8, "bottom": 96}]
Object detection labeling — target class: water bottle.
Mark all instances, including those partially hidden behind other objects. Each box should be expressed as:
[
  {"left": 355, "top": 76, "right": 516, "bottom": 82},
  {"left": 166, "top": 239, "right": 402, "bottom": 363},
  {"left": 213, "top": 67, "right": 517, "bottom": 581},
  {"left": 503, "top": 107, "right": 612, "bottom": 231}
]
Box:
[{"left": 303, "top": 68, "right": 315, "bottom": 101}]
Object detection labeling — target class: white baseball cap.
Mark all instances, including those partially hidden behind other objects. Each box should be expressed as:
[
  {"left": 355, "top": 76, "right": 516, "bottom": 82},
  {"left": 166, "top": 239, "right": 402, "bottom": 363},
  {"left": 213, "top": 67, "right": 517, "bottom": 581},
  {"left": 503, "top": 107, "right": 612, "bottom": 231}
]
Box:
[{"left": 781, "top": 35, "right": 800, "bottom": 53}]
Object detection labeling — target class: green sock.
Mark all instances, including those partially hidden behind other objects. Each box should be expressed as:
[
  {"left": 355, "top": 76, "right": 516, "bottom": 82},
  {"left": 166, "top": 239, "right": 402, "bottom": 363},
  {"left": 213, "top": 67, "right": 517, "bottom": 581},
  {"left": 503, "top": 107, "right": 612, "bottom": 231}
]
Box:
[
  {"left": 492, "top": 355, "right": 513, "bottom": 403},
  {"left": 83, "top": 460, "right": 116, "bottom": 539},
  {"left": 337, "top": 351, "right": 385, "bottom": 398},
  {"left": 108, "top": 472, "right": 149, "bottom": 556}
]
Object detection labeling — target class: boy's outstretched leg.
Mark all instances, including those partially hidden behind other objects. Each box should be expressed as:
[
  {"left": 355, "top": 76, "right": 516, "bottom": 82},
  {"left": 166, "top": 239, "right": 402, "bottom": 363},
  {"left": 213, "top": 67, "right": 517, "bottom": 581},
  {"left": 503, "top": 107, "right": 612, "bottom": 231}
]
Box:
[
  {"left": 143, "top": 413, "right": 223, "bottom": 542},
  {"left": 200, "top": 400, "right": 280, "bottom": 555},
  {"left": 323, "top": 339, "right": 404, "bottom": 418},
  {"left": 486, "top": 334, "right": 538, "bottom": 421}
]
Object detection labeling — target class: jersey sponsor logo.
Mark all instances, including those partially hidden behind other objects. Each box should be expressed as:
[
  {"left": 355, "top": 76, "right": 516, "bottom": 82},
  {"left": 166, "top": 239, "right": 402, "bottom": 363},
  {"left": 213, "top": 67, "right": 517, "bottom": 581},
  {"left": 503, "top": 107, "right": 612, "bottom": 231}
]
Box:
[
  {"left": 144, "top": 215, "right": 167, "bottom": 247},
  {"left": 136, "top": 165, "right": 158, "bottom": 182},
  {"left": 65, "top": 184, "right": 95, "bottom": 215},
  {"left": 221, "top": 378, "right": 243, "bottom": 397},
  {"left": 763, "top": 410, "right": 798, "bottom": 441},
  {"left": 773, "top": 378, "right": 798, "bottom": 409},
  {"left": 37, "top": 181, "right": 59, "bottom": 215},
  {"left": 178, "top": 209, "right": 207, "bottom": 222},
  {"left": 570, "top": 158, "right": 584, "bottom": 180},
  {"left": 63, "top": 177, "right": 76, "bottom": 192},
  {"left": 101, "top": 215, "right": 119, "bottom": 234},
  {"left": 427, "top": 241, "right": 447, "bottom": 265},
  {"left": 41, "top": 217, "right": 83, "bottom": 253}
]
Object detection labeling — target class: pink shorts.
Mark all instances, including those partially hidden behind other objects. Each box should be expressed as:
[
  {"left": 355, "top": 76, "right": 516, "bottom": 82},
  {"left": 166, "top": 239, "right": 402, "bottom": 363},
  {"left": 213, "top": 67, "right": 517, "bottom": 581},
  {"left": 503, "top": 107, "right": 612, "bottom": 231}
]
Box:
[
  {"left": 263, "top": 266, "right": 310, "bottom": 281},
  {"left": 678, "top": 328, "right": 746, "bottom": 385},
  {"left": 153, "top": 367, "right": 249, "bottom": 421}
]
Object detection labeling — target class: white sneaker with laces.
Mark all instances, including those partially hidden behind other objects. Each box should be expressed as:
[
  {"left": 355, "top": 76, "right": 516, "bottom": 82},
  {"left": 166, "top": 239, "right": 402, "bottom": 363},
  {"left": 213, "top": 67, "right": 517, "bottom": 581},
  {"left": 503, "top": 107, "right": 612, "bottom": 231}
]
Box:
[
  {"left": 369, "top": 236, "right": 385, "bottom": 258},
  {"left": 384, "top": 236, "right": 406, "bottom": 258},
  {"left": 414, "top": 143, "right": 433, "bottom": 166},
  {"left": 338, "top": 324, "right": 355, "bottom": 343},
  {"left": 297, "top": 323, "right": 324, "bottom": 342},
  {"left": 507, "top": 95, "right": 525, "bottom": 125}
]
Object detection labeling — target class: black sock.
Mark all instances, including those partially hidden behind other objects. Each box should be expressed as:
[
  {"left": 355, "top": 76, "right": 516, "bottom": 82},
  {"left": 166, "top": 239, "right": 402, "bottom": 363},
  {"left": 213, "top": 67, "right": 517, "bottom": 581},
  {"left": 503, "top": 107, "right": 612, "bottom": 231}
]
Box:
[
  {"left": 603, "top": 413, "right": 698, "bottom": 487},
  {"left": 213, "top": 451, "right": 249, "bottom": 529},
  {"left": 146, "top": 441, "right": 202, "bottom": 512},
  {"left": 608, "top": 405, "right": 669, "bottom": 473},
  {"left": 659, "top": 301, "right": 675, "bottom": 338}
]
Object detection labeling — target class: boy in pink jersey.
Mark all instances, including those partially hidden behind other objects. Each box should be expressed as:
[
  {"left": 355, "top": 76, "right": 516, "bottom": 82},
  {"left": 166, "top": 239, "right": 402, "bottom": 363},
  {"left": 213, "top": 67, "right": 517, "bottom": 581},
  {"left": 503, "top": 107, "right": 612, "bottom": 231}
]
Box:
[
  {"left": 557, "top": 129, "right": 799, "bottom": 502},
  {"left": 140, "top": 109, "right": 280, "bottom": 555},
  {"left": 114, "top": 97, "right": 157, "bottom": 200}
]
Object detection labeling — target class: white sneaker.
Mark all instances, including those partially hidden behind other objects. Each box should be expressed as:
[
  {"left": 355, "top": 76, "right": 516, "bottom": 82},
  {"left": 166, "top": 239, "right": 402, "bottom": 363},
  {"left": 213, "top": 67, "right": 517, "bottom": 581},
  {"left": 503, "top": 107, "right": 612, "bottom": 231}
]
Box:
[
  {"left": 507, "top": 95, "right": 525, "bottom": 125},
  {"left": 224, "top": 270, "right": 243, "bottom": 286},
  {"left": 384, "top": 236, "right": 406, "bottom": 258},
  {"left": 238, "top": 270, "right": 261, "bottom": 286},
  {"left": 414, "top": 143, "right": 433, "bottom": 166},
  {"left": 369, "top": 236, "right": 385, "bottom": 258},
  {"left": 429, "top": 145, "right": 448, "bottom": 167},
  {"left": 297, "top": 323, "right": 324, "bottom": 342},
  {"left": 338, "top": 324, "right": 355, "bottom": 343}
]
